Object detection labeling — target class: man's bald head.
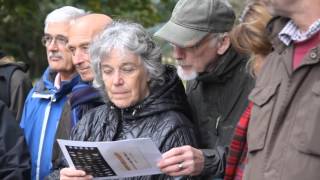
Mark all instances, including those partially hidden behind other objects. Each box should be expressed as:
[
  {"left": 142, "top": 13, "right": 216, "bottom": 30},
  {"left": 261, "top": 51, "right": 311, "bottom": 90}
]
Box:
[
  {"left": 69, "top": 14, "right": 112, "bottom": 39},
  {"left": 68, "top": 13, "right": 112, "bottom": 82}
]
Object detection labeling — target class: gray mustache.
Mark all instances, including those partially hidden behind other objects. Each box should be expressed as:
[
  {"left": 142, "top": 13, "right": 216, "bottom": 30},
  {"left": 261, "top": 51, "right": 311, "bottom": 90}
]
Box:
[
  {"left": 48, "top": 52, "right": 63, "bottom": 59},
  {"left": 175, "top": 60, "right": 187, "bottom": 66}
]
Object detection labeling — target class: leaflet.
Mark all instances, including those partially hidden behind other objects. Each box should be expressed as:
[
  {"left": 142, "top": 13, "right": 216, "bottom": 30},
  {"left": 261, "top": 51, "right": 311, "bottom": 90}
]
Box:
[{"left": 58, "top": 138, "right": 163, "bottom": 179}]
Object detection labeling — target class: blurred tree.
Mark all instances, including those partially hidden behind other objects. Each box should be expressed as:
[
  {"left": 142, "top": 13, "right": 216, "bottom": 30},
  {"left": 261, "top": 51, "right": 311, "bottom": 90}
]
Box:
[
  {"left": 0, "top": 0, "right": 245, "bottom": 79},
  {"left": 0, "top": 0, "right": 177, "bottom": 79},
  {"left": 229, "top": 0, "right": 247, "bottom": 23},
  {"left": 0, "top": 0, "right": 46, "bottom": 78}
]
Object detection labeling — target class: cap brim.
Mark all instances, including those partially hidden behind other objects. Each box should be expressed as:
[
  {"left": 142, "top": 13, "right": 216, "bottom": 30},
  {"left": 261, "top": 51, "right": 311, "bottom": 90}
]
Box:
[{"left": 154, "top": 21, "right": 208, "bottom": 48}]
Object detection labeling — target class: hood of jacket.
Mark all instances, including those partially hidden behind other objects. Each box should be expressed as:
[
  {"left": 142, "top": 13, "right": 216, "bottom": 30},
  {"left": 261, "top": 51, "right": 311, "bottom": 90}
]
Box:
[
  {"left": 109, "top": 65, "right": 192, "bottom": 121},
  {"left": 69, "top": 81, "right": 103, "bottom": 109},
  {"left": 196, "top": 46, "right": 248, "bottom": 84},
  {"left": 0, "top": 58, "right": 29, "bottom": 72},
  {"left": 33, "top": 67, "right": 80, "bottom": 100}
]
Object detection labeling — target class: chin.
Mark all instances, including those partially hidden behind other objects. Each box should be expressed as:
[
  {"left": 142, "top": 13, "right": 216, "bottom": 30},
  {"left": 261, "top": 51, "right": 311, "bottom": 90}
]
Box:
[
  {"left": 177, "top": 66, "right": 198, "bottom": 80},
  {"left": 113, "top": 102, "right": 130, "bottom": 109},
  {"left": 80, "top": 75, "right": 93, "bottom": 82},
  {"left": 111, "top": 98, "right": 131, "bottom": 109}
]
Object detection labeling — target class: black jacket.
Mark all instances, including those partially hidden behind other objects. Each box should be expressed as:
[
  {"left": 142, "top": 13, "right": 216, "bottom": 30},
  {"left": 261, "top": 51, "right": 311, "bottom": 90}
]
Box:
[
  {"left": 0, "top": 100, "right": 31, "bottom": 180},
  {"left": 52, "top": 81, "right": 104, "bottom": 168},
  {"left": 48, "top": 65, "right": 199, "bottom": 180},
  {"left": 186, "top": 47, "right": 253, "bottom": 178},
  {"left": 0, "top": 60, "right": 32, "bottom": 122}
]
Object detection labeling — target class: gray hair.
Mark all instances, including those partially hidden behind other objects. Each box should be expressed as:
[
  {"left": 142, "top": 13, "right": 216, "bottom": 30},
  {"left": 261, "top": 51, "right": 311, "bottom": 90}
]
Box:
[
  {"left": 44, "top": 6, "right": 86, "bottom": 32},
  {"left": 90, "top": 21, "right": 165, "bottom": 90},
  {"left": 208, "top": 32, "right": 228, "bottom": 47}
]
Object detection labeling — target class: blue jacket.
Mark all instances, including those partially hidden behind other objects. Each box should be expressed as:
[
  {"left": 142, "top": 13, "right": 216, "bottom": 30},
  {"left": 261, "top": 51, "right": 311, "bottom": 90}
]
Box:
[{"left": 20, "top": 68, "right": 80, "bottom": 180}]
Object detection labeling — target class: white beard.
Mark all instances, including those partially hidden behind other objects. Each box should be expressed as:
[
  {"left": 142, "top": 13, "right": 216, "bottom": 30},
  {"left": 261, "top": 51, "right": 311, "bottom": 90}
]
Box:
[{"left": 176, "top": 65, "right": 198, "bottom": 81}]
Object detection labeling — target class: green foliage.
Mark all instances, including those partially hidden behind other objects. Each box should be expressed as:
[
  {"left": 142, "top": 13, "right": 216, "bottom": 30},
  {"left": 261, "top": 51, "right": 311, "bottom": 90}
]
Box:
[
  {"left": 229, "top": 0, "right": 247, "bottom": 24},
  {"left": 0, "top": 0, "right": 245, "bottom": 78},
  {"left": 0, "top": 0, "right": 177, "bottom": 78},
  {"left": 0, "top": 0, "right": 46, "bottom": 77}
]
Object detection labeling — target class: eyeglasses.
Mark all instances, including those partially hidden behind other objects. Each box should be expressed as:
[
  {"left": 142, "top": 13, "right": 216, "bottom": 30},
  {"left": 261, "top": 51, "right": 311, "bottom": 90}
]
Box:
[
  {"left": 41, "top": 34, "right": 68, "bottom": 47},
  {"left": 170, "top": 34, "right": 224, "bottom": 51}
]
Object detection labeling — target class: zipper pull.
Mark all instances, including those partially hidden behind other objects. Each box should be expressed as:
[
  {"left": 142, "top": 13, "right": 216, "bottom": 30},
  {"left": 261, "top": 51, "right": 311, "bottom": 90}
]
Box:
[
  {"left": 215, "top": 116, "right": 221, "bottom": 136},
  {"left": 51, "top": 95, "right": 56, "bottom": 102},
  {"left": 132, "top": 109, "right": 137, "bottom": 116}
]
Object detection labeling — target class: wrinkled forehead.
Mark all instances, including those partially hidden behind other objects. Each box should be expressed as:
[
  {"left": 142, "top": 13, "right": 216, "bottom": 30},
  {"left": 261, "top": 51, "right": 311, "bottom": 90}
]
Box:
[
  {"left": 68, "top": 28, "right": 93, "bottom": 46},
  {"left": 45, "top": 21, "right": 70, "bottom": 36}
]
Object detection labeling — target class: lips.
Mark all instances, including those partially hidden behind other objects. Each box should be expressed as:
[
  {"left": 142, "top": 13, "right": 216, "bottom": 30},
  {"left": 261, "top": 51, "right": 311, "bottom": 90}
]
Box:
[
  {"left": 179, "top": 65, "right": 193, "bottom": 70},
  {"left": 176, "top": 61, "right": 191, "bottom": 68},
  {"left": 77, "top": 67, "right": 90, "bottom": 72},
  {"left": 110, "top": 90, "right": 130, "bottom": 98},
  {"left": 112, "top": 91, "right": 129, "bottom": 95}
]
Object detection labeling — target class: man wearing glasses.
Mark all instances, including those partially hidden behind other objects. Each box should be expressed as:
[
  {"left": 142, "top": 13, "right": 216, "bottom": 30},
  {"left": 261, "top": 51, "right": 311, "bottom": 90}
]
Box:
[
  {"left": 51, "top": 14, "right": 113, "bottom": 169},
  {"left": 155, "top": 0, "right": 253, "bottom": 179},
  {"left": 20, "top": 6, "right": 85, "bottom": 180}
]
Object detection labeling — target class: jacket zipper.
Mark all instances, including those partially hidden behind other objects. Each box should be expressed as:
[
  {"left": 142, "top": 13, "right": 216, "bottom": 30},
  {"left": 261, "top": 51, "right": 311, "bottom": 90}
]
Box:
[
  {"left": 35, "top": 94, "right": 56, "bottom": 180},
  {"left": 215, "top": 116, "right": 221, "bottom": 136}
]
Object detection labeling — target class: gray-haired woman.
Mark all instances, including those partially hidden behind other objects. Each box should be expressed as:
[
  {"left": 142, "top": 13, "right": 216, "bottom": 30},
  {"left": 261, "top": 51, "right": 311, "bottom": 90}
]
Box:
[{"left": 58, "top": 21, "right": 199, "bottom": 180}]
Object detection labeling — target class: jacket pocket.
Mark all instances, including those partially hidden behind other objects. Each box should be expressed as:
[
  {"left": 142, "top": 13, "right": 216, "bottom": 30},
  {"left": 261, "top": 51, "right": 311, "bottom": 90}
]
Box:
[
  {"left": 247, "top": 81, "right": 280, "bottom": 152},
  {"left": 292, "top": 81, "right": 320, "bottom": 155}
]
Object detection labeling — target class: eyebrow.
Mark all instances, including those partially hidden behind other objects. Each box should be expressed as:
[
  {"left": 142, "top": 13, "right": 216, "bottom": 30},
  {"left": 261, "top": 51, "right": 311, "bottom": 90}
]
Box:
[
  {"left": 44, "top": 33, "right": 67, "bottom": 38},
  {"left": 79, "top": 43, "right": 90, "bottom": 47},
  {"left": 68, "top": 42, "right": 89, "bottom": 48}
]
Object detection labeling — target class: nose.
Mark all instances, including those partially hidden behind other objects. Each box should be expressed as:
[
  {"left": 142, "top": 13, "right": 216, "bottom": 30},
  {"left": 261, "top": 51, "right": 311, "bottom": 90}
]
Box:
[
  {"left": 73, "top": 49, "right": 85, "bottom": 65},
  {"left": 172, "top": 46, "right": 185, "bottom": 61},
  {"left": 112, "top": 70, "right": 124, "bottom": 86},
  {"left": 47, "top": 40, "right": 58, "bottom": 51}
]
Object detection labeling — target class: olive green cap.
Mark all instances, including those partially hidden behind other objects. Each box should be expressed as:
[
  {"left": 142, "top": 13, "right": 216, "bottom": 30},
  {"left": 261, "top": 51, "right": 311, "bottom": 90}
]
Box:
[{"left": 154, "top": 0, "right": 235, "bottom": 47}]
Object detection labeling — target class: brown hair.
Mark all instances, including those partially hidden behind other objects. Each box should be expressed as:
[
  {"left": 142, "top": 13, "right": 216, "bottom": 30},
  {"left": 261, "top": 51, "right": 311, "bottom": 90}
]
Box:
[{"left": 231, "top": 1, "right": 272, "bottom": 76}]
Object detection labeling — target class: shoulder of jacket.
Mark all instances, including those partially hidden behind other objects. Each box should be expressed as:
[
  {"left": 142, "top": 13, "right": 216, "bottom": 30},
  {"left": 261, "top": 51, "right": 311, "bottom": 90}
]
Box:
[
  {"left": 156, "top": 110, "right": 193, "bottom": 129},
  {"left": 83, "top": 104, "right": 109, "bottom": 116}
]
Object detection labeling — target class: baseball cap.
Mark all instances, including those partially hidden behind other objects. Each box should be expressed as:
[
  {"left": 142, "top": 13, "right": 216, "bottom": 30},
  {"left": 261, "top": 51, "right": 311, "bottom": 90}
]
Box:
[{"left": 154, "top": 0, "right": 235, "bottom": 48}]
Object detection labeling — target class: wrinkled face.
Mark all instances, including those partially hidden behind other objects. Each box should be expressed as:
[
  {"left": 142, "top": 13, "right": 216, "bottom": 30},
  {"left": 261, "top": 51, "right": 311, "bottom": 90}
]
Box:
[
  {"left": 45, "top": 22, "right": 74, "bottom": 74},
  {"left": 101, "top": 49, "right": 150, "bottom": 108},
  {"left": 68, "top": 28, "right": 93, "bottom": 82},
  {"left": 171, "top": 35, "right": 220, "bottom": 80}
]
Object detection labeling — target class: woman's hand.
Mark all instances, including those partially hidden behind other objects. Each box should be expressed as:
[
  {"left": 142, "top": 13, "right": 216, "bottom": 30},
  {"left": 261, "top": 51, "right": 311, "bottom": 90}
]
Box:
[
  {"left": 60, "top": 168, "right": 93, "bottom": 180},
  {"left": 157, "top": 145, "right": 204, "bottom": 176}
]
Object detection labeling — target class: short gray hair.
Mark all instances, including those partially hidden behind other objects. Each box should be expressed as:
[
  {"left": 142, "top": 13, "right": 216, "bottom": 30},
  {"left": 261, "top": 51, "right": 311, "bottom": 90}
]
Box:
[
  {"left": 44, "top": 6, "right": 86, "bottom": 32},
  {"left": 90, "top": 21, "right": 165, "bottom": 90},
  {"left": 208, "top": 32, "right": 228, "bottom": 47}
]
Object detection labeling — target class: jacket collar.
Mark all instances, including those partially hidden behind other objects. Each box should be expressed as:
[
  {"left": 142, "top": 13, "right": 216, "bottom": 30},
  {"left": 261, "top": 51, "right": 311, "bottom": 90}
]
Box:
[
  {"left": 196, "top": 46, "right": 246, "bottom": 83},
  {"left": 34, "top": 67, "right": 80, "bottom": 99},
  {"left": 266, "top": 16, "right": 291, "bottom": 54},
  {"left": 267, "top": 17, "right": 320, "bottom": 72},
  {"left": 70, "top": 81, "right": 102, "bottom": 108}
]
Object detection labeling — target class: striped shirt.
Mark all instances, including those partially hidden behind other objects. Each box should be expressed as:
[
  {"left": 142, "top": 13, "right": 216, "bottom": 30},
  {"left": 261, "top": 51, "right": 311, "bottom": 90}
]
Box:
[{"left": 279, "top": 19, "right": 320, "bottom": 46}]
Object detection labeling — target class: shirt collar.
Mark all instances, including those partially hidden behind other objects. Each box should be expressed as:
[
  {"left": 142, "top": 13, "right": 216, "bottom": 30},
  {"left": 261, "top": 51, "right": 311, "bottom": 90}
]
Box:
[{"left": 279, "top": 19, "right": 320, "bottom": 46}]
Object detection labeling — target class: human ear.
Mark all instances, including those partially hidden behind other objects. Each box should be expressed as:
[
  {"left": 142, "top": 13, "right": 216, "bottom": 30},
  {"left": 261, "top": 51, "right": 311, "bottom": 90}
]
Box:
[{"left": 217, "top": 36, "right": 231, "bottom": 55}]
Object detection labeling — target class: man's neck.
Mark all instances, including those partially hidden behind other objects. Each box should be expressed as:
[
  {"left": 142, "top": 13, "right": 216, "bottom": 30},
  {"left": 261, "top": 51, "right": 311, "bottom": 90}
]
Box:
[
  {"left": 290, "top": 4, "right": 320, "bottom": 32},
  {"left": 54, "top": 71, "right": 76, "bottom": 89},
  {"left": 59, "top": 71, "right": 76, "bottom": 81}
]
